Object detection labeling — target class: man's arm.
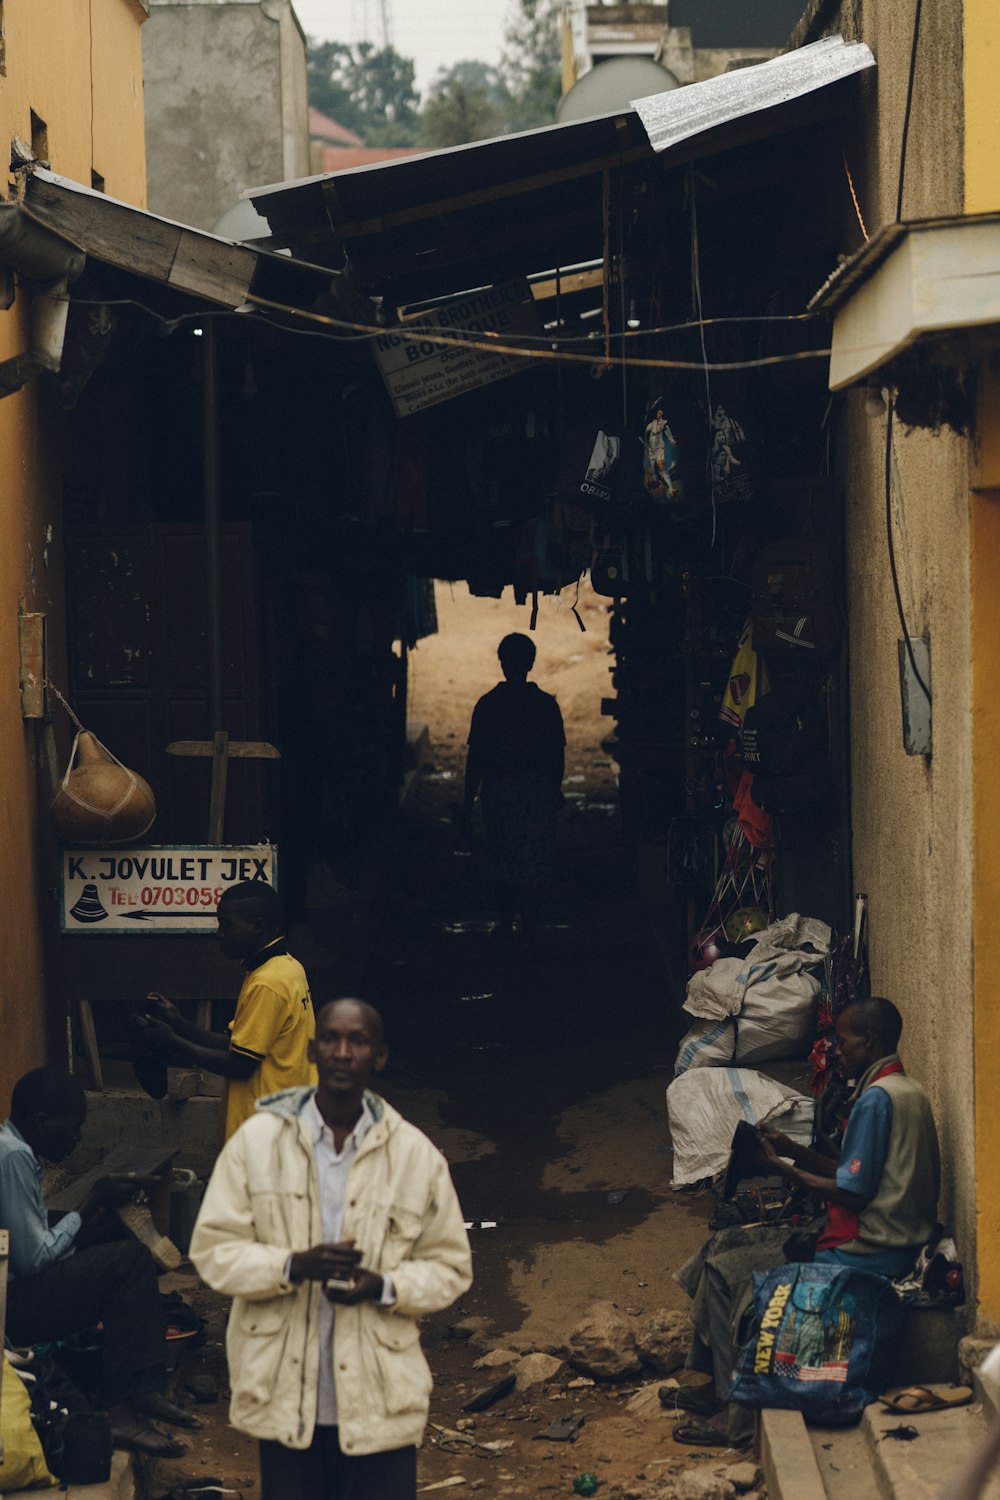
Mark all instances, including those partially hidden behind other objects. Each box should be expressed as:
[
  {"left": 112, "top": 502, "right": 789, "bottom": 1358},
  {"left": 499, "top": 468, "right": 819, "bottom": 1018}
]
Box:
[
  {"left": 146, "top": 994, "right": 229, "bottom": 1051},
  {"left": 387, "top": 1153, "right": 473, "bottom": 1318},
  {"left": 760, "top": 1138, "right": 872, "bottom": 1211},
  {"left": 0, "top": 1150, "right": 82, "bottom": 1279},
  {"left": 142, "top": 1016, "right": 257, "bottom": 1080},
  {"left": 759, "top": 1127, "right": 840, "bottom": 1177}
]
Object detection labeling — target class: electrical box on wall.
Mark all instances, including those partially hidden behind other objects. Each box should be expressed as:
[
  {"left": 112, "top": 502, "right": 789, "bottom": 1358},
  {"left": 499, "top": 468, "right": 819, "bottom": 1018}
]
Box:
[
  {"left": 18, "top": 611, "right": 46, "bottom": 718},
  {"left": 898, "top": 635, "right": 931, "bottom": 755}
]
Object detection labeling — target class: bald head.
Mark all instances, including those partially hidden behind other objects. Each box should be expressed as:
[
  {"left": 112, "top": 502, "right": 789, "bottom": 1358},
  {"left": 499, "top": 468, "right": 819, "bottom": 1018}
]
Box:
[{"left": 315, "top": 997, "right": 385, "bottom": 1049}]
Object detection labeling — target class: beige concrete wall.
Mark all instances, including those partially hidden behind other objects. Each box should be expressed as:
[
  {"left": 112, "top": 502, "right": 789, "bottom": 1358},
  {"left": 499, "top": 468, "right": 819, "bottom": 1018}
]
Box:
[
  {"left": 814, "top": 2, "right": 976, "bottom": 1281},
  {"left": 0, "top": 0, "right": 147, "bottom": 1106}
]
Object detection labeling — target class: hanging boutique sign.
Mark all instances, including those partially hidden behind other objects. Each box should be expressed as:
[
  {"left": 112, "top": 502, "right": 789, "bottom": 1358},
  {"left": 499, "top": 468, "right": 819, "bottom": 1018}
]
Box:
[
  {"left": 60, "top": 844, "right": 278, "bottom": 934},
  {"left": 373, "top": 280, "right": 540, "bottom": 417}
]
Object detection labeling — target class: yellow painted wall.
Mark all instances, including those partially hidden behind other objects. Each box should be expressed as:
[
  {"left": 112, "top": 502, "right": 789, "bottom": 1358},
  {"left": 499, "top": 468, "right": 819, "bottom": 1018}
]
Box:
[
  {"left": 831, "top": 0, "right": 978, "bottom": 1297},
  {"left": 964, "top": 0, "right": 1000, "bottom": 215},
  {"left": 0, "top": 0, "right": 146, "bottom": 1107},
  {"left": 967, "top": 0, "right": 1000, "bottom": 1323}
]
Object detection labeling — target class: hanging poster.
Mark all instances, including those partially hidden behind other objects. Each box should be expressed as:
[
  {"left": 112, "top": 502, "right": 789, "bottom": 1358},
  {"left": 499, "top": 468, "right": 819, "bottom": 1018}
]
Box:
[
  {"left": 372, "top": 279, "right": 541, "bottom": 417},
  {"left": 60, "top": 844, "right": 278, "bottom": 934}
]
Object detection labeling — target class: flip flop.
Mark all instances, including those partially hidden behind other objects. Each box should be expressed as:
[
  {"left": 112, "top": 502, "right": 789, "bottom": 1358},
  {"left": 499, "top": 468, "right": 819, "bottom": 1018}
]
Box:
[
  {"left": 879, "top": 1384, "right": 973, "bottom": 1414},
  {"left": 672, "top": 1419, "right": 728, "bottom": 1447}
]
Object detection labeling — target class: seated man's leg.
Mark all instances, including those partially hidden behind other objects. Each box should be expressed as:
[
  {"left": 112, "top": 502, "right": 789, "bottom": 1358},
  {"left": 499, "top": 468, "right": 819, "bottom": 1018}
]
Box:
[{"left": 7, "top": 1241, "right": 167, "bottom": 1407}]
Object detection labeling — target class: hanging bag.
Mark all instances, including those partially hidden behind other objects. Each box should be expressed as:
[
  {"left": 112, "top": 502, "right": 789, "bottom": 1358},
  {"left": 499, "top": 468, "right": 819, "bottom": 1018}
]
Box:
[{"left": 49, "top": 729, "right": 156, "bottom": 845}]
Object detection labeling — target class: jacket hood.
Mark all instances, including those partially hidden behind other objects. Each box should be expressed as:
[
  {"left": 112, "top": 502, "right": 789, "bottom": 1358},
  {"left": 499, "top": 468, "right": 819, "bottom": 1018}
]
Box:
[{"left": 254, "top": 1085, "right": 389, "bottom": 1125}]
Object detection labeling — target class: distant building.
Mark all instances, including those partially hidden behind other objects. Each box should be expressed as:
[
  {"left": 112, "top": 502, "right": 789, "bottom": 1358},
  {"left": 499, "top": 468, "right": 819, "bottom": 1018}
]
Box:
[
  {"left": 560, "top": 0, "right": 806, "bottom": 111},
  {"left": 143, "top": 0, "right": 310, "bottom": 233}
]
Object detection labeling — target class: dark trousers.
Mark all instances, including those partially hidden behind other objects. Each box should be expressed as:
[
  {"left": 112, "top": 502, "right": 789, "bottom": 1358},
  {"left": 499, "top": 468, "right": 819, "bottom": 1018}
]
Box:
[
  {"left": 6, "top": 1240, "right": 166, "bottom": 1407},
  {"left": 259, "top": 1428, "right": 416, "bottom": 1500}
]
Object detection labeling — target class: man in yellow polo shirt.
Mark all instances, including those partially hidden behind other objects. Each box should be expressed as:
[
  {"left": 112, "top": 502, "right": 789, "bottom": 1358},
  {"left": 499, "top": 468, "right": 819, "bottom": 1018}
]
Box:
[{"left": 144, "top": 882, "right": 316, "bottom": 1139}]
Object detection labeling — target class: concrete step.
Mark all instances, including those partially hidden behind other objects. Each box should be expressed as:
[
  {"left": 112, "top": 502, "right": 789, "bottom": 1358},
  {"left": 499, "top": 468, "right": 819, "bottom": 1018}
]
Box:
[
  {"left": 765, "top": 1393, "right": 1000, "bottom": 1500},
  {"left": 6, "top": 1450, "right": 135, "bottom": 1498}
]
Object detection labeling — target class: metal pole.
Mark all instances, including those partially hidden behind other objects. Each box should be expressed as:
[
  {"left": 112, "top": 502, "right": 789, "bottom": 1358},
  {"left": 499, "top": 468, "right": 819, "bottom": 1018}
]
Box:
[{"left": 202, "top": 322, "right": 228, "bottom": 841}]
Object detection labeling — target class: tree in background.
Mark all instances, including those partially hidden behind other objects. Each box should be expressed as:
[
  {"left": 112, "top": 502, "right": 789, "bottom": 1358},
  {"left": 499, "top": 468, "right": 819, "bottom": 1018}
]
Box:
[
  {"left": 421, "top": 61, "right": 509, "bottom": 149},
  {"left": 500, "top": 0, "right": 562, "bottom": 132},
  {"left": 307, "top": 40, "right": 421, "bottom": 146}
]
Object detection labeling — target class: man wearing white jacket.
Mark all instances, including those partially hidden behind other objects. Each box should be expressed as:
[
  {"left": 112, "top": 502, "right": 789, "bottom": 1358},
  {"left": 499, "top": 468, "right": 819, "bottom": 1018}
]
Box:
[{"left": 190, "top": 997, "right": 473, "bottom": 1499}]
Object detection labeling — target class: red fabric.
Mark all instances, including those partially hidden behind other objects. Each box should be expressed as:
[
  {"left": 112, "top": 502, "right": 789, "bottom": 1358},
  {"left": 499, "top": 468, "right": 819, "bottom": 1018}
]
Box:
[
  {"left": 732, "top": 769, "right": 774, "bottom": 849},
  {"left": 817, "top": 1062, "right": 905, "bottom": 1249}
]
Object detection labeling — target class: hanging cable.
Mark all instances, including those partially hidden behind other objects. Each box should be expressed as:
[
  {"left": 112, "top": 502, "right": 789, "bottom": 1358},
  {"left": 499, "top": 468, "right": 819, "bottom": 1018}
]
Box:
[
  {"left": 689, "top": 167, "right": 716, "bottom": 543},
  {"left": 896, "top": 0, "right": 924, "bottom": 222},
  {"left": 884, "top": 399, "right": 931, "bottom": 702}
]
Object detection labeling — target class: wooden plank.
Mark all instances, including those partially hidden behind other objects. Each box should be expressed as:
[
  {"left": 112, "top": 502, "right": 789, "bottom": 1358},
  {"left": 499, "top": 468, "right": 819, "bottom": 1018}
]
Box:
[
  {"left": 317, "top": 138, "right": 652, "bottom": 242},
  {"left": 208, "top": 730, "right": 229, "bottom": 845},
  {"left": 78, "top": 999, "right": 104, "bottom": 1093},
  {"left": 166, "top": 739, "right": 281, "bottom": 759},
  {"left": 530, "top": 267, "right": 605, "bottom": 302},
  {"left": 46, "top": 1146, "right": 178, "bottom": 1213},
  {"left": 24, "top": 175, "right": 257, "bottom": 308},
  {"left": 169, "top": 228, "right": 258, "bottom": 304}
]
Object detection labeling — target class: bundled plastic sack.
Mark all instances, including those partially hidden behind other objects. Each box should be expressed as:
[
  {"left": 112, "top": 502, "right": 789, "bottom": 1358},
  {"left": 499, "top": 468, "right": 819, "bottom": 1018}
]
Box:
[
  {"left": 675, "top": 913, "right": 829, "bottom": 1075},
  {"left": 0, "top": 1356, "right": 57, "bottom": 1492},
  {"left": 729, "top": 1262, "right": 903, "bottom": 1425},
  {"left": 666, "top": 1067, "right": 813, "bottom": 1188}
]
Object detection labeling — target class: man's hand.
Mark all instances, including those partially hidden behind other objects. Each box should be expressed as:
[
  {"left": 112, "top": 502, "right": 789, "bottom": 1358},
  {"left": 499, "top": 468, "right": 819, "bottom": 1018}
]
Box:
[
  {"left": 141, "top": 1015, "right": 178, "bottom": 1051},
  {"left": 759, "top": 1125, "right": 793, "bottom": 1154},
  {"left": 325, "top": 1269, "right": 384, "bottom": 1305},
  {"left": 288, "top": 1241, "right": 363, "bottom": 1285},
  {"left": 146, "top": 992, "right": 183, "bottom": 1028},
  {"left": 80, "top": 1174, "right": 139, "bottom": 1220}
]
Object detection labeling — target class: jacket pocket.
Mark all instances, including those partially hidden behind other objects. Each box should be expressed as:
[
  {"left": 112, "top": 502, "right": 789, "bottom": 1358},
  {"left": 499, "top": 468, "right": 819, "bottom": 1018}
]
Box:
[
  {"left": 228, "top": 1299, "right": 292, "bottom": 1405},
  {"left": 379, "top": 1206, "right": 425, "bottom": 1271},
  {"left": 368, "top": 1316, "right": 432, "bottom": 1416}
]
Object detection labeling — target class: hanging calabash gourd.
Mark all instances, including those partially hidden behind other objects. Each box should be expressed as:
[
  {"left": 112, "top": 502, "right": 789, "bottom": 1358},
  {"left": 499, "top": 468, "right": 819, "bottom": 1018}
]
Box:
[{"left": 50, "top": 730, "right": 156, "bottom": 845}]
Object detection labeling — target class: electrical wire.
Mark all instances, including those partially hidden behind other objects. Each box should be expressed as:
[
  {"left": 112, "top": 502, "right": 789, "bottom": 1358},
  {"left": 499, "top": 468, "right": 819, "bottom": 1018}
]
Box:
[
  {"left": 884, "top": 399, "right": 931, "bottom": 703},
  {"left": 65, "top": 294, "right": 831, "bottom": 372},
  {"left": 896, "top": 0, "right": 924, "bottom": 223},
  {"left": 881, "top": 0, "right": 930, "bottom": 708},
  {"left": 67, "top": 296, "right": 819, "bottom": 348}
]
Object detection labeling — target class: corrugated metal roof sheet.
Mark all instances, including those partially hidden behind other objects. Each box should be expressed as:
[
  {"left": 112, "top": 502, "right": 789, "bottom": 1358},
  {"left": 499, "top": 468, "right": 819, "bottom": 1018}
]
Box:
[{"left": 632, "top": 36, "right": 874, "bottom": 152}]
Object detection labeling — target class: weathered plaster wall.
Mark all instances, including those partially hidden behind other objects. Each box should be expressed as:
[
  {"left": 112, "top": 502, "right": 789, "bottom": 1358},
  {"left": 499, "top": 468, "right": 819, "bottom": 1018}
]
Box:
[
  {"left": 819, "top": 0, "right": 977, "bottom": 1290},
  {"left": 0, "top": 0, "right": 147, "bottom": 1107},
  {"left": 143, "top": 0, "right": 309, "bottom": 233}
]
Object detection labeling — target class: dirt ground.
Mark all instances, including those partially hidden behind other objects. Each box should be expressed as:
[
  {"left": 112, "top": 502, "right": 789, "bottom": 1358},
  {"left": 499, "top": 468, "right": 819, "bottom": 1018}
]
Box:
[{"left": 149, "top": 583, "right": 758, "bottom": 1499}]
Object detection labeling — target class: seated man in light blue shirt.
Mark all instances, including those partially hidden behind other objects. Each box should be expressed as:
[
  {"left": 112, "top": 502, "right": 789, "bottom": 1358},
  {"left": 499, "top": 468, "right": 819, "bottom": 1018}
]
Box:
[{"left": 0, "top": 1068, "right": 194, "bottom": 1457}]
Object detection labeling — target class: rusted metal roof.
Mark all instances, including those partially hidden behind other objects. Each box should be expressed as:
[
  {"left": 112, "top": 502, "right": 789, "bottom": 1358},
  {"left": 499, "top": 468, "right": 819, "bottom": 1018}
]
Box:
[{"left": 245, "top": 36, "right": 874, "bottom": 306}]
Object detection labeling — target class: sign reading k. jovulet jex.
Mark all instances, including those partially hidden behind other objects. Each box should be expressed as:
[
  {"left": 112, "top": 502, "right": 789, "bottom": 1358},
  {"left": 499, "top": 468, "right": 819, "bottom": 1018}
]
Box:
[
  {"left": 372, "top": 279, "right": 541, "bottom": 417},
  {"left": 61, "top": 845, "right": 277, "bottom": 934}
]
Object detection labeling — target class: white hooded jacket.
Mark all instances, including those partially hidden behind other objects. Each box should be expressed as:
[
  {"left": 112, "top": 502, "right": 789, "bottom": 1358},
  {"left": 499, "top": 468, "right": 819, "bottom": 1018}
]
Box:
[{"left": 189, "top": 1086, "right": 473, "bottom": 1455}]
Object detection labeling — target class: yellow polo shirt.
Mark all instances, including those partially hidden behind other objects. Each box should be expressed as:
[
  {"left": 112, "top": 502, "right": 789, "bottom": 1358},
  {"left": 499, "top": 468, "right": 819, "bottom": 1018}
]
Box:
[{"left": 224, "top": 945, "right": 316, "bottom": 1140}]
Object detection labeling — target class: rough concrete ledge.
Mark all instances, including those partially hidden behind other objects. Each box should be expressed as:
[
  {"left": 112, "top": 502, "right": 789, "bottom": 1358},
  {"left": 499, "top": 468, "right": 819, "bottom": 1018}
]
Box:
[
  {"left": 72, "top": 1089, "right": 221, "bottom": 1179},
  {"left": 861, "top": 1397, "right": 999, "bottom": 1500},
  {"left": 5, "top": 1450, "right": 135, "bottom": 1499},
  {"left": 759, "top": 1407, "right": 827, "bottom": 1500}
]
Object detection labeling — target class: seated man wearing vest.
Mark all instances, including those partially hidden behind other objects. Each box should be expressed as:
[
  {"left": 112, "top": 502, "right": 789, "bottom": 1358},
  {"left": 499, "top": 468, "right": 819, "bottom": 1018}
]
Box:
[
  {"left": 672, "top": 997, "right": 940, "bottom": 1441},
  {"left": 760, "top": 995, "right": 940, "bottom": 1277}
]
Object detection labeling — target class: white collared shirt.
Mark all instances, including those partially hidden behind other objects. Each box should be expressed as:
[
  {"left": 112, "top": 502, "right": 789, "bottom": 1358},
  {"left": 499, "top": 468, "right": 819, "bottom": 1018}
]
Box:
[{"left": 304, "top": 1094, "right": 394, "bottom": 1427}]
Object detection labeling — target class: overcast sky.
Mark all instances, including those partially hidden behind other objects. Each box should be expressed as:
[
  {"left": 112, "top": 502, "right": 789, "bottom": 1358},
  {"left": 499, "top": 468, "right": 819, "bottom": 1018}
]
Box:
[{"left": 292, "top": 0, "right": 515, "bottom": 94}]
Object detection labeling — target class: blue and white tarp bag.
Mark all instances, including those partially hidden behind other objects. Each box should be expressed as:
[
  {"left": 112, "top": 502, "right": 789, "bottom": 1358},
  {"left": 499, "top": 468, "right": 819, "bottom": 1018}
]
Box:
[{"left": 729, "top": 1261, "right": 904, "bottom": 1425}]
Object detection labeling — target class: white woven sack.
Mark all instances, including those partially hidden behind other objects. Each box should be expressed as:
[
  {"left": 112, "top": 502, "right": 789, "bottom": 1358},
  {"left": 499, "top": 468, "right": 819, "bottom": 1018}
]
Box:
[
  {"left": 666, "top": 1066, "right": 813, "bottom": 1188},
  {"left": 674, "top": 967, "right": 819, "bottom": 1074}
]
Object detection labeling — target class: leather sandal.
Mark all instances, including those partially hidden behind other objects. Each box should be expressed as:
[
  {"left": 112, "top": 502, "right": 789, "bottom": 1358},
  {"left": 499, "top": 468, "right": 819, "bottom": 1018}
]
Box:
[
  {"left": 133, "top": 1391, "right": 203, "bottom": 1429},
  {"left": 110, "top": 1415, "right": 187, "bottom": 1457}
]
